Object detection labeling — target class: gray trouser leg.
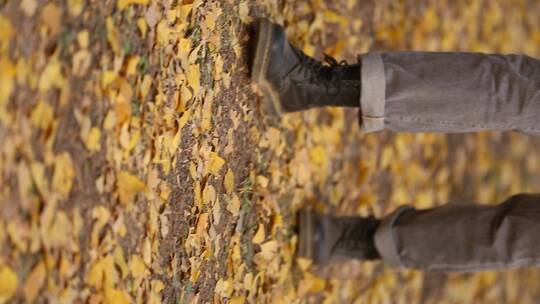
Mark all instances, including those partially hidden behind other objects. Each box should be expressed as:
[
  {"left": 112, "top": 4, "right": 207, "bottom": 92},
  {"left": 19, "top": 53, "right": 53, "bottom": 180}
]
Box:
[
  {"left": 374, "top": 193, "right": 540, "bottom": 272},
  {"left": 359, "top": 52, "right": 540, "bottom": 134}
]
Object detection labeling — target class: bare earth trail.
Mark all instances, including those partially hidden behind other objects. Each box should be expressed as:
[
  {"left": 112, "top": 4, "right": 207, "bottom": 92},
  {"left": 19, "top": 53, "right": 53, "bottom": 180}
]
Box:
[{"left": 1, "top": 0, "right": 540, "bottom": 303}]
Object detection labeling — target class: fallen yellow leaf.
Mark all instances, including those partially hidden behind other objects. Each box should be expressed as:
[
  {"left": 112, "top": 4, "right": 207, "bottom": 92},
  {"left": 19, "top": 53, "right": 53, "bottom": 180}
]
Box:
[
  {"left": 126, "top": 56, "right": 140, "bottom": 76},
  {"left": 105, "top": 288, "right": 131, "bottom": 304},
  {"left": 90, "top": 206, "right": 111, "bottom": 247},
  {"left": 23, "top": 261, "right": 45, "bottom": 302},
  {"left": 113, "top": 246, "right": 129, "bottom": 279},
  {"left": 67, "top": 0, "right": 84, "bottom": 16},
  {"left": 252, "top": 223, "right": 265, "bottom": 244},
  {"left": 130, "top": 255, "right": 146, "bottom": 281},
  {"left": 85, "top": 127, "right": 101, "bottom": 152},
  {"left": 187, "top": 64, "right": 200, "bottom": 96},
  {"left": 45, "top": 211, "right": 73, "bottom": 249},
  {"left": 224, "top": 169, "right": 235, "bottom": 194},
  {"left": 296, "top": 258, "right": 312, "bottom": 272},
  {"left": 52, "top": 152, "right": 75, "bottom": 198},
  {"left": 137, "top": 17, "right": 147, "bottom": 38},
  {"left": 21, "top": 0, "right": 38, "bottom": 17},
  {"left": 259, "top": 240, "right": 279, "bottom": 261},
  {"left": 208, "top": 152, "right": 225, "bottom": 175},
  {"left": 0, "top": 265, "right": 18, "bottom": 302},
  {"left": 38, "top": 60, "right": 63, "bottom": 92},
  {"left": 106, "top": 17, "right": 121, "bottom": 55},
  {"left": 202, "top": 184, "right": 216, "bottom": 206},
  {"left": 41, "top": 3, "right": 62, "bottom": 36},
  {"left": 117, "top": 171, "right": 146, "bottom": 204},
  {"left": 230, "top": 296, "right": 246, "bottom": 304},
  {"left": 117, "top": 0, "right": 149, "bottom": 9},
  {"left": 310, "top": 145, "right": 326, "bottom": 166},
  {"left": 30, "top": 100, "right": 54, "bottom": 129},
  {"left": 0, "top": 58, "right": 15, "bottom": 108},
  {"left": 196, "top": 213, "right": 209, "bottom": 236},
  {"left": 226, "top": 194, "right": 240, "bottom": 217}
]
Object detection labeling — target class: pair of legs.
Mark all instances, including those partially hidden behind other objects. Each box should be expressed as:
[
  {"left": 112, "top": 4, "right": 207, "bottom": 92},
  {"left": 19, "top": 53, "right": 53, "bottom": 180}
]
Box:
[
  {"left": 353, "top": 51, "right": 540, "bottom": 271},
  {"left": 251, "top": 19, "right": 540, "bottom": 272}
]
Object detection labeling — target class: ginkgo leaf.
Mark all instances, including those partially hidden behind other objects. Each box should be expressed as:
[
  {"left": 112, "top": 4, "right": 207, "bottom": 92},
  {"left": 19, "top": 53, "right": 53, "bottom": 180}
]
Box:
[
  {"left": 31, "top": 100, "right": 54, "bottom": 129},
  {"left": 0, "top": 265, "right": 18, "bottom": 302},
  {"left": 106, "top": 17, "right": 121, "bottom": 55},
  {"left": 52, "top": 152, "right": 75, "bottom": 198},
  {"left": 0, "top": 57, "right": 15, "bottom": 107},
  {"left": 187, "top": 64, "right": 200, "bottom": 96},
  {"left": 208, "top": 152, "right": 225, "bottom": 175},
  {"left": 296, "top": 258, "right": 312, "bottom": 272},
  {"left": 230, "top": 296, "right": 246, "bottom": 304},
  {"left": 113, "top": 246, "right": 129, "bottom": 279},
  {"left": 67, "top": 0, "right": 84, "bottom": 16},
  {"left": 117, "top": 171, "right": 147, "bottom": 204},
  {"left": 105, "top": 288, "right": 131, "bottom": 304},
  {"left": 252, "top": 223, "right": 265, "bottom": 244},
  {"left": 1, "top": 0, "right": 538, "bottom": 303},
  {"left": 226, "top": 194, "right": 240, "bottom": 217},
  {"left": 21, "top": 0, "right": 38, "bottom": 17},
  {"left": 130, "top": 255, "right": 146, "bottom": 281},
  {"left": 38, "top": 60, "right": 63, "bottom": 92},
  {"left": 259, "top": 240, "right": 279, "bottom": 261},
  {"left": 224, "top": 169, "right": 235, "bottom": 194},
  {"left": 0, "top": 16, "right": 12, "bottom": 42},
  {"left": 117, "top": 0, "right": 150, "bottom": 10},
  {"left": 85, "top": 127, "right": 101, "bottom": 152},
  {"left": 202, "top": 184, "right": 216, "bottom": 205},
  {"left": 196, "top": 213, "right": 209, "bottom": 238},
  {"left": 23, "top": 262, "right": 45, "bottom": 302}
]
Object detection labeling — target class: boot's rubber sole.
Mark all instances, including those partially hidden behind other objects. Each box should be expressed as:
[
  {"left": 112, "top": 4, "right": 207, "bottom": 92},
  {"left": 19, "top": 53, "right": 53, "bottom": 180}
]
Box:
[
  {"left": 251, "top": 19, "right": 283, "bottom": 118},
  {"left": 297, "top": 209, "right": 314, "bottom": 260}
]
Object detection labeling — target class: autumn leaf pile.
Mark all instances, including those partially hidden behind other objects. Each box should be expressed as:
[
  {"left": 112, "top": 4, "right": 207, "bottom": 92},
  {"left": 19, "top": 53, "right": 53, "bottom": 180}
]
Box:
[{"left": 1, "top": 0, "right": 540, "bottom": 303}]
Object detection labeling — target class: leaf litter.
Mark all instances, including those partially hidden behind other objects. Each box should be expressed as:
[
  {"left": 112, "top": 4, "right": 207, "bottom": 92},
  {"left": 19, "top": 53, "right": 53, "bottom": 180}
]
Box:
[{"left": 0, "top": 0, "right": 540, "bottom": 303}]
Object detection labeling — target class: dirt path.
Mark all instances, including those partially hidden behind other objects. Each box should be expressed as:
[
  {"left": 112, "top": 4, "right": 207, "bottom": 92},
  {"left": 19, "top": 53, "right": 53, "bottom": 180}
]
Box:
[{"left": 1, "top": 0, "right": 540, "bottom": 303}]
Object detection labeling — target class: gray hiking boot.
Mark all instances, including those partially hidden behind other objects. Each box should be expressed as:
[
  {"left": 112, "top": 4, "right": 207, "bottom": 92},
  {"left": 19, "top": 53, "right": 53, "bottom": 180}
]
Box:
[
  {"left": 250, "top": 18, "right": 361, "bottom": 117},
  {"left": 297, "top": 209, "right": 380, "bottom": 265}
]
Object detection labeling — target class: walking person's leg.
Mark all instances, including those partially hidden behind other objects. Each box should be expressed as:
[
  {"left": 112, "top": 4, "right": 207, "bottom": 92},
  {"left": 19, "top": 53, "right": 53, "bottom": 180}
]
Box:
[
  {"left": 251, "top": 19, "right": 540, "bottom": 134},
  {"left": 360, "top": 52, "right": 540, "bottom": 134},
  {"left": 299, "top": 193, "right": 540, "bottom": 272}
]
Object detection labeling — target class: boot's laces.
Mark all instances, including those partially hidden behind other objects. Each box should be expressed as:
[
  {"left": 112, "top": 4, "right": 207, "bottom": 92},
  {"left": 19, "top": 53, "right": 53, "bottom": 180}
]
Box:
[
  {"left": 284, "top": 45, "right": 349, "bottom": 96},
  {"left": 331, "top": 217, "right": 379, "bottom": 254},
  {"left": 332, "top": 222, "right": 369, "bottom": 252}
]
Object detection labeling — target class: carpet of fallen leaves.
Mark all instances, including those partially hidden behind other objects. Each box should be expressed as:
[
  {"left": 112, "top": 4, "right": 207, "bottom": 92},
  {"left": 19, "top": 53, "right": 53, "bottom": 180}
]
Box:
[{"left": 1, "top": 0, "right": 540, "bottom": 303}]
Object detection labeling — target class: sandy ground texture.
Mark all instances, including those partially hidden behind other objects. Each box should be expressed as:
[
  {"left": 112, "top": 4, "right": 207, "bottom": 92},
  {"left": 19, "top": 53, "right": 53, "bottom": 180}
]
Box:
[{"left": 1, "top": 0, "right": 540, "bottom": 303}]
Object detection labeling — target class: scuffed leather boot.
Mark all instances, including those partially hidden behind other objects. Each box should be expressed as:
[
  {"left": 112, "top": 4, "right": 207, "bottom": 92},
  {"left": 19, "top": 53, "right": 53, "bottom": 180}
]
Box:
[
  {"left": 297, "top": 209, "right": 380, "bottom": 265},
  {"left": 251, "top": 19, "right": 361, "bottom": 117}
]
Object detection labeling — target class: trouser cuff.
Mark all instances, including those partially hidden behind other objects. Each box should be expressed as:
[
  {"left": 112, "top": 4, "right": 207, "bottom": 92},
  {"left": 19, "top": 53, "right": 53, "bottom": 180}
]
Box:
[
  {"left": 359, "top": 52, "right": 386, "bottom": 132},
  {"left": 374, "top": 205, "right": 414, "bottom": 267}
]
